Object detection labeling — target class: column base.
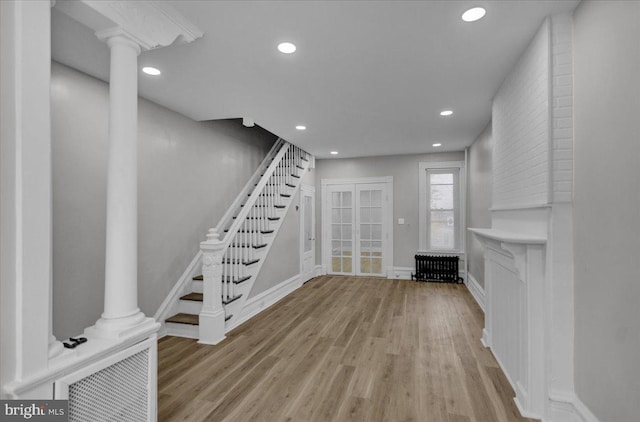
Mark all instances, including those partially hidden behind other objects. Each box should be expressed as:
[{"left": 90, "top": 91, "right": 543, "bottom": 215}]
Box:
[
  {"left": 86, "top": 311, "right": 158, "bottom": 340},
  {"left": 198, "top": 309, "right": 226, "bottom": 345},
  {"left": 48, "top": 335, "right": 64, "bottom": 359}
]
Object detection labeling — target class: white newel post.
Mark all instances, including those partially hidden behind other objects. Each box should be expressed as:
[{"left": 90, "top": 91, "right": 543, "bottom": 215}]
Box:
[{"left": 199, "top": 229, "right": 227, "bottom": 345}]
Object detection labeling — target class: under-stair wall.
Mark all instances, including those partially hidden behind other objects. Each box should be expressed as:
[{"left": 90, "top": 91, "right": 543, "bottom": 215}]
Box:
[{"left": 51, "top": 63, "right": 277, "bottom": 340}]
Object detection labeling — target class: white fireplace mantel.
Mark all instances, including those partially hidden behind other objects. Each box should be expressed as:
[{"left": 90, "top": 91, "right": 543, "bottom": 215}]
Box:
[{"left": 469, "top": 227, "right": 547, "bottom": 419}]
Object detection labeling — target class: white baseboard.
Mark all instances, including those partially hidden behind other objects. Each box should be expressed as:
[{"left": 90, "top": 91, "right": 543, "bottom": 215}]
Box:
[
  {"left": 226, "top": 273, "right": 303, "bottom": 332},
  {"left": 547, "top": 391, "right": 600, "bottom": 422},
  {"left": 313, "top": 265, "right": 324, "bottom": 277},
  {"left": 389, "top": 266, "right": 413, "bottom": 280},
  {"left": 465, "top": 272, "right": 485, "bottom": 311}
]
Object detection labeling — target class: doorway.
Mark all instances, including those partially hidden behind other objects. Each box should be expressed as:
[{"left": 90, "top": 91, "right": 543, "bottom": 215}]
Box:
[
  {"left": 321, "top": 177, "right": 393, "bottom": 277},
  {"left": 300, "top": 185, "right": 316, "bottom": 283}
]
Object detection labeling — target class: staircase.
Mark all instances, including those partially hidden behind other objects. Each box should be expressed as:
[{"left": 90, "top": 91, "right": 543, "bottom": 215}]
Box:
[{"left": 163, "top": 139, "right": 311, "bottom": 341}]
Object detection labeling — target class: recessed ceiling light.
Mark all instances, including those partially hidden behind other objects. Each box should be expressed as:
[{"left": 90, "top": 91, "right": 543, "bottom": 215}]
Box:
[
  {"left": 296, "top": 125, "right": 306, "bottom": 130},
  {"left": 330, "top": 151, "right": 339, "bottom": 155},
  {"left": 462, "top": 7, "right": 486, "bottom": 22},
  {"left": 440, "top": 110, "right": 453, "bottom": 116},
  {"left": 142, "top": 66, "right": 161, "bottom": 76},
  {"left": 277, "top": 42, "right": 296, "bottom": 54},
  {"left": 433, "top": 143, "right": 442, "bottom": 147}
]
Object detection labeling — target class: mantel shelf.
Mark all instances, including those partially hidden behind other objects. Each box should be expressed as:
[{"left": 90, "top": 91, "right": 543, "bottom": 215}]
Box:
[{"left": 468, "top": 228, "right": 547, "bottom": 244}]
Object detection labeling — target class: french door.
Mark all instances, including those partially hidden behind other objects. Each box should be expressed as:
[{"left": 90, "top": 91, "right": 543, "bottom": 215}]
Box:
[{"left": 322, "top": 178, "right": 392, "bottom": 277}]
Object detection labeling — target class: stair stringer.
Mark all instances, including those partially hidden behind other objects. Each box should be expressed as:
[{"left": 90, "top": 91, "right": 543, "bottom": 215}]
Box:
[{"left": 222, "top": 158, "right": 310, "bottom": 330}]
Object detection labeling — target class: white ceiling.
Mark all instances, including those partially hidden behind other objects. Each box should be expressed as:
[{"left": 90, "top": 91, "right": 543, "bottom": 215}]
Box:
[{"left": 52, "top": 0, "right": 579, "bottom": 159}]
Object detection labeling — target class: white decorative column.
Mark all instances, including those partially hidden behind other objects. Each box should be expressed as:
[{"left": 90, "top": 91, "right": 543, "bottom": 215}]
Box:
[
  {"left": 53, "top": 0, "right": 203, "bottom": 340},
  {"left": 199, "top": 230, "right": 227, "bottom": 345},
  {"left": 92, "top": 33, "right": 146, "bottom": 336}
]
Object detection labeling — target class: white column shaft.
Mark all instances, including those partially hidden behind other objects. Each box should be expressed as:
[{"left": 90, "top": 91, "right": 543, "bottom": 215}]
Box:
[{"left": 102, "top": 36, "right": 141, "bottom": 321}]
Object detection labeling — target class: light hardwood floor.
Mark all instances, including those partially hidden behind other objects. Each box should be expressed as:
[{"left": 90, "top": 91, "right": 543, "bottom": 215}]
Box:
[{"left": 158, "top": 276, "right": 537, "bottom": 422}]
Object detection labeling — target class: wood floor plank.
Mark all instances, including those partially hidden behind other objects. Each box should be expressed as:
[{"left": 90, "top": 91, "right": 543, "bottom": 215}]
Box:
[{"left": 157, "top": 276, "right": 539, "bottom": 422}]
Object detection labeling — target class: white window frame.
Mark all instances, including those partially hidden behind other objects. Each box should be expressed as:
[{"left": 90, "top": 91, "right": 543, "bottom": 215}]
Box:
[{"left": 418, "top": 161, "right": 466, "bottom": 253}]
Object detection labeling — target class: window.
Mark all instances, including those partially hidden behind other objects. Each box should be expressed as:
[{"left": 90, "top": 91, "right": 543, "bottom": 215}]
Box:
[{"left": 419, "top": 161, "right": 465, "bottom": 252}]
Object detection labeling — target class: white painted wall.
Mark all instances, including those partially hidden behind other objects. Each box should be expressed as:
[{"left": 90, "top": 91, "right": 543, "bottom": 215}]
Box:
[
  {"left": 51, "top": 63, "right": 275, "bottom": 340},
  {"left": 573, "top": 1, "right": 640, "bottom": 420},
  {"left": 492, "top": 19, "right": 550, "bottom": 209},
  {"left": 315, "top": 152, "right": 464, "bottom": 268},
  {"left": 249, "top": 189, "right": 301, "bottom": 298},
  {"left": 466, "top": 123, "right": 492, "bottom": 288}
]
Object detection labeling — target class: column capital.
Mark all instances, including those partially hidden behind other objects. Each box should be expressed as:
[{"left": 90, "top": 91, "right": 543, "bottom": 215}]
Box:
[
  {"left": 98, "top": 29, "right": 142, "bottom": 55},
  {"left": 54, "top": 0, "right": 203, "bottom": 52}
]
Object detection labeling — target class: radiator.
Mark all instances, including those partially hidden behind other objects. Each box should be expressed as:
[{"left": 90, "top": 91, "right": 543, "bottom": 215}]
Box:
[
  {"left": 54, "top": 336, "right": 157, "bottom": 422},
  {"left": 411, "top": 255, "right": 463, "bottom": 283}
]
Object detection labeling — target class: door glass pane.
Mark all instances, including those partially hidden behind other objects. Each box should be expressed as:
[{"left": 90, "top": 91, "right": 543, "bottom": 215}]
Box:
[
  {"left": 332, "top": 257, "right": 342, "bottom": 272},
  {"left": 360, "top": 190, "right": 370, "bottom": 206},
  {"left": 360, "top": 207, "right": 370, "bottom": 223},
  {"left": 332, "top": 224, "right": 341, "bottom": 239},
  {"left": 371, "top": 224, "right": 382, "bottom": 241},
  {"left": 371, "top": 190, "right": 382, "bottom": 206},
  {"left": 332, "top": 209, "right": 341, "bottom": 223},
  {"left": 332, "top": 192, "right": 340, "bottom": 207},
  {"left": 342, "top": 192, "right": 352, "bottom": 207},
  {"left": 342, "top": 224, "right": 352, "bottom": 239},
  {"left": 342, "top": 241, "right": 352, "bottom": 256},
  {"left": 361, "top": 258, "right": 371, "bottom": 273},
  {"left": 360, "top": 224, "right": 371, "bottom": 240},
  {"left": 430, "top": 210, "right": 455, "bottom": 249},
  {"left": 360, "top": 240, "right": 371, "bottom": 256},
  {"left": 332, "top": 240, "right": 341, "bottom": 255},
  {"left": 370, "top": 207, "right": 382, "bottom": 223},
  {"left": 342, "top": 208, "right": 352, "bottom": 224},
  {"left": 371, "top": 258, "right": 382, "bottom": 273},
  {"left": 342, "top": 258, "right": 352, "bottom": 273}
]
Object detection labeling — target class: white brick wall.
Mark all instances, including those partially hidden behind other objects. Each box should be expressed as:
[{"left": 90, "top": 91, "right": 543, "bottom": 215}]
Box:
[
  {"left": 492, "top": 19, "right": 551, "bottom": 208},
  {"left": 551, "top": 14, "right": 574, "bottom": 203}
]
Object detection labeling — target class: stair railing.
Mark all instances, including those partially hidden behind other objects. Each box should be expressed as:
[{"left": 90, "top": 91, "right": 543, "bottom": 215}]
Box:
[
  {"left": 198, "top": 140, "right": 296, "bottom": 345},
  {"left": 213, "top": 138, "right": 285, "bottom": 236}
]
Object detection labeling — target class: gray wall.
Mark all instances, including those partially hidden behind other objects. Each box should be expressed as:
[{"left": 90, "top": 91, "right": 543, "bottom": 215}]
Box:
[
  {"left": 466, "top": 123, "right": 492, "bottom": 288},
  {"left": 51, "top": 62, "right": 275, "bottom": 340},
  {"left": 573, "top": 1, "right": 640, "bottom": 420},
  {"left": 315, "top": 152, "right": 465, "bottom": 268},
  {"left": 249, "top": 189, "right": 301, "bottom": 298}
]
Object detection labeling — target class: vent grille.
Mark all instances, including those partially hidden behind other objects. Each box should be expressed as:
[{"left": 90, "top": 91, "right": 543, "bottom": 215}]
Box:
[{"left": 68, "top": 349, "right": 149, "bottom": 422}]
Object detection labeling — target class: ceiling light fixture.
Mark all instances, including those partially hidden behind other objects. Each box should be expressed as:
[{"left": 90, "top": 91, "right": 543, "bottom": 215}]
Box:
[
  {"left": 462, "top": 7, "right": 486, "bottom": 22},
  {"left": 296, "top": 125, "right": 306, "bottom": 130},
  {"left": 440, "top": 110, "right": 453, "bottom": 116},
  {"left": 142, "top": 66, "right": 161, "bottom": 76},
  {"left": 432, "top": 143, "right": 442, "bottom": 147},
  {"left": 330, "top": 151, "right": 339, "bottom": 155},
  {"left": 277, "top": 42, "right": 296, "bottom": 54}
]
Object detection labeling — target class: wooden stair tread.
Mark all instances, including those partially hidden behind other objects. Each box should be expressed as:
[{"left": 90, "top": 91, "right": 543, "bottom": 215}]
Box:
[
  {"left": 166, "top": 313, "right": 199, "bottom": 325},
  {"left": 222, "top": 293, "right": 242, "bottom": 305},
  {"left": 223, "top": 258, "right": 260, "bottom": 266},
  {"left": 180, "top": 292, "right": 203, "bottom": 302},
  {"left": 193, "top": 274, "right": 252, "bottom": 284}
]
